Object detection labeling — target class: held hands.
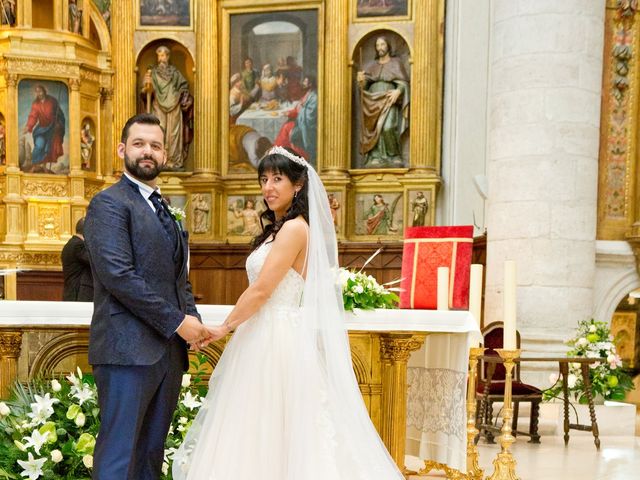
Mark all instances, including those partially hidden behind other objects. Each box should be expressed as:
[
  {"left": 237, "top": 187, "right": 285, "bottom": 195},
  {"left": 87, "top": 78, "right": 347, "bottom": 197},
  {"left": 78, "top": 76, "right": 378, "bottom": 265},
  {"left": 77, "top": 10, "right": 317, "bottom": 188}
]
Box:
[
  {"left": 176, "top": 315, "right": 215, "bottom": 351},
  {"left": 205, "top": 324, "right": 231, "bottom": 343}
]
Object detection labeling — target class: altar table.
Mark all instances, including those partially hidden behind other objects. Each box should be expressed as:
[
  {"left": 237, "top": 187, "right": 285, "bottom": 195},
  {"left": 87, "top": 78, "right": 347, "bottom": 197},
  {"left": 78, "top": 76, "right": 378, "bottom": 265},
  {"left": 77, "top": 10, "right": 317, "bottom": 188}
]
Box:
[{"left": 0, "top": 301, "right": 481, "bottom": 473}]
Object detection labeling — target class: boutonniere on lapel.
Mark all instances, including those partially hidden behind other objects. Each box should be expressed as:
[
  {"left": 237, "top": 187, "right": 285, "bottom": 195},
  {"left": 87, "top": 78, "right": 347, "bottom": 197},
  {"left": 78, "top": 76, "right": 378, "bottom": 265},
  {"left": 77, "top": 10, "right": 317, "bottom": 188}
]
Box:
[{"left": 167, "top": 204, "right": 186, "bottom": 230}]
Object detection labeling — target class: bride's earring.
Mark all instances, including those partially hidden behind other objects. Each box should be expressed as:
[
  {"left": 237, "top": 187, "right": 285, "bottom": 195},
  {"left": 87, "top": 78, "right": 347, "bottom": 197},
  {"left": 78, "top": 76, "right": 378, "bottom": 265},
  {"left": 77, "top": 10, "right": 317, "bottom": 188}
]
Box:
[{"left": 294, "top": 190, "right": 298, "bottom": 199}]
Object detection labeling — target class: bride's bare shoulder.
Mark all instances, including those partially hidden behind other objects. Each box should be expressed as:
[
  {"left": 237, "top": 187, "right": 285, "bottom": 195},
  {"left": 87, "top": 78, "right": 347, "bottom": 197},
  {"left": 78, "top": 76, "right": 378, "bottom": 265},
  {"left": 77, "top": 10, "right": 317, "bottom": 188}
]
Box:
[{"left": 279, "top": 216, "right": 308, "bottom": 237}]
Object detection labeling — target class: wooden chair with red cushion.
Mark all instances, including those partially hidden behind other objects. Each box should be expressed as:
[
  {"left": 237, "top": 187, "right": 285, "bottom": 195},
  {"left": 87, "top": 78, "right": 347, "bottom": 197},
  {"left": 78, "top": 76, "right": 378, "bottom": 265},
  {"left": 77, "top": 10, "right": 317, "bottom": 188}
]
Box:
[{"left": 475, "top": 321, "right": 542, "bottom": 444}]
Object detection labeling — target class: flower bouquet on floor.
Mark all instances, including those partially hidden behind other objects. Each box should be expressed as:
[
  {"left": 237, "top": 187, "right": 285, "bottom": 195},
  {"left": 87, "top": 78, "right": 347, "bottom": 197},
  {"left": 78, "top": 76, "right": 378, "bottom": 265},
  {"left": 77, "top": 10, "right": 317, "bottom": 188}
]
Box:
[
  {"left": 543, "top": 319, "right": 634, "bottom": 403},
  {"left": 0, "top": 355, "right": 210, "bottom": 480},
  {"left": 338, "top": 248, "right": 400, "bottom": 312}
]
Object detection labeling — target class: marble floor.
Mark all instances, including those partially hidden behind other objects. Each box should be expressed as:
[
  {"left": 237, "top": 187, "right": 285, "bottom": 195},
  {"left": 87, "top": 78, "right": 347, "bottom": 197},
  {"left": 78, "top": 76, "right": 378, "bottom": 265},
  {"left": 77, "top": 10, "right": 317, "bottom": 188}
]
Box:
[{"left": 407, "top": 435, "right": 640, "bottom": 480}]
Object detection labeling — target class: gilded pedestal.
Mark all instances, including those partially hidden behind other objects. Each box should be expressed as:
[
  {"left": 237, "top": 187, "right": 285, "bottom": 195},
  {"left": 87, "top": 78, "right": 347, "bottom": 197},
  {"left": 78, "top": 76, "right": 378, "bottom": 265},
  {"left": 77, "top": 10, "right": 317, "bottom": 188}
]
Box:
[
  {"left": 380, "top": 333, "right": 424, "bottom": 470},
  {"left": 0, "top": 331, "right": 22, "bottom": 398}
]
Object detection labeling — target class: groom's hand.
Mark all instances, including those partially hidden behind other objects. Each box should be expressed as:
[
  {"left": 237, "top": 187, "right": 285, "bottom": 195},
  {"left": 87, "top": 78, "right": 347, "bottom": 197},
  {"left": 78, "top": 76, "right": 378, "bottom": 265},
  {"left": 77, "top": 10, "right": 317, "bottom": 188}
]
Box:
[{"left": 177, "top": 315, "right": 210, "bottom": 349}]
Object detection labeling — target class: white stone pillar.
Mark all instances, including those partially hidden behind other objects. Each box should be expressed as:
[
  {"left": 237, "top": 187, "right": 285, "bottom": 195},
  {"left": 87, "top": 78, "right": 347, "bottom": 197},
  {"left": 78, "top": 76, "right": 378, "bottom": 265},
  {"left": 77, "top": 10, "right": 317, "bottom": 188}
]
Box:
[{"left": 485, "top": 1, "right": 606, "bottom": 379}]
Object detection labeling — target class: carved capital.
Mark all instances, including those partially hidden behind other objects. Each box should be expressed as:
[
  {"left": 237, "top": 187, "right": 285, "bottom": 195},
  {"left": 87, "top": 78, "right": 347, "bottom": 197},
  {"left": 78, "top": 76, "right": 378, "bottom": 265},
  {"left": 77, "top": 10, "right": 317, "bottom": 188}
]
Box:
[
  {"left": 69, "top": 78, "right": 81, "bottom": 91},
  {"left": 5, "top": 73, "right": 18, "bottom": 88},
  {"left": 99, "top": 87, "right": 114, "bottom": 101},
  {"left": 0, "top": 331, "right": 23, "bottom": 357},
  {"left": 380, "top": 335, "right": 423, "bottom": 362}
]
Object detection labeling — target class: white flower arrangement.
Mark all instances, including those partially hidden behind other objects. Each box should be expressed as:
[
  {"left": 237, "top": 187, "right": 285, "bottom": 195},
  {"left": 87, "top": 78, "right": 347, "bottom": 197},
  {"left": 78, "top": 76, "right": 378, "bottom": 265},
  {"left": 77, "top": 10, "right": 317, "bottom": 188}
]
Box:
[
  {"left": 544, "top": 319, "right": 633, "bottom": 403},
  {"left": 0, "top": 355, "right": 211, "bottom": 479},
  {"left": 338, "top": 248, "right": 400, "bottom": 311}
]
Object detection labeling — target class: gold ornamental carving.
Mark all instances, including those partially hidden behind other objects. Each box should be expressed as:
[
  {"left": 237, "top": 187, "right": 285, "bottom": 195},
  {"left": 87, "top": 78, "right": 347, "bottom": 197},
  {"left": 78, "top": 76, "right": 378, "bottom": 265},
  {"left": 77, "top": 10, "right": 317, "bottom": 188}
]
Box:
[
  {"left": 0, "top": 252, "right": 61, "bottom": 266},
  {"left": 69, "top": 78, "right": 81, "bottom": 91},
  {"left": 80, "top": 69, "right": 100, "bottom": 83},
  {"left": 5, "top": 58, "right": 77, "bottom": 77},
  {"left": 0, "top": 332, "right": 23, "bottom": 357},
  {"left": 23, "top": 182, "right": 68, "bottom": 197},
  {"left": 84, "top": 183, "right": 103, "bottom": 200},
  {"left": 38, "top": 207, "right": 61, "bottom": 239},
  {"left": 5, "top": 73, "right": 17, "bottom": 88},
  {"left": 380, "top": 336, "right": 423, "bottom": 362}
]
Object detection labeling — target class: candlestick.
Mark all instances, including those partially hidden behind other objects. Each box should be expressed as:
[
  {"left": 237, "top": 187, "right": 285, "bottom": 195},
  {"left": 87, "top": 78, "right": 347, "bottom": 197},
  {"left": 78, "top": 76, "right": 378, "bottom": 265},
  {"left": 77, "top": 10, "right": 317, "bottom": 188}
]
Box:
[
  {"left": 503, "top": 261, "right": 517, "bottom": 350},
  {"left": 469, "top": 264, "right": 483, "bottom": 347},
  {"left": 487, "top": 349, "right": 522, "bottom": 480},
  {"left": 466, "top": 346, "right": 486, "bottom": 480},
  {"left": 437, "top": 266, "right": 449, "bottom": 310}
]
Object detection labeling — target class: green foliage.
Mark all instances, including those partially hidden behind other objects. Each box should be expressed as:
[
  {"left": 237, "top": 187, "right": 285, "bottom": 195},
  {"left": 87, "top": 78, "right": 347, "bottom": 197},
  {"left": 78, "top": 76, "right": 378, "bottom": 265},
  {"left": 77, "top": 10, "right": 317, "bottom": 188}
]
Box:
[
  {"left": 338, "top": 267, "right": 399, "bottom": 311},
  {"left": 543, "top": 319, "right": 634, "bottom": 403},
  {"left": 0, "top": 354, "right": 211, "bottom": 480}
]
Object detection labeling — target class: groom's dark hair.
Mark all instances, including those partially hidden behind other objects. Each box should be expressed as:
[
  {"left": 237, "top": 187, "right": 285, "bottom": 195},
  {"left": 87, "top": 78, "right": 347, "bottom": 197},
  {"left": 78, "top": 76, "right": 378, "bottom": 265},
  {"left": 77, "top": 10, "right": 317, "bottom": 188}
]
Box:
[{"left": 120, "top": 113, "right": 165, "bottom": 144}]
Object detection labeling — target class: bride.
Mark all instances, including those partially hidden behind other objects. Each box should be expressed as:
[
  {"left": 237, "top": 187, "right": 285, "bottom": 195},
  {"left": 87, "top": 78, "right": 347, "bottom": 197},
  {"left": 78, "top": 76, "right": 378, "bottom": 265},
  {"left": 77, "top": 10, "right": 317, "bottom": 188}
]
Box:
[{"left": 173, "top": 146, "right": 404, "bottom": 479}]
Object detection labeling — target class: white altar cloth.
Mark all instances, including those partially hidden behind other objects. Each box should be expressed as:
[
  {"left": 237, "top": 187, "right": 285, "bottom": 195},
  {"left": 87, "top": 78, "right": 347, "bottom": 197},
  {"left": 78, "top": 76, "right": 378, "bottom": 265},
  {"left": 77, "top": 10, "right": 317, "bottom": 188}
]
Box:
[{"left": 0, "top": 301, "right": 481, "bottom": 472}]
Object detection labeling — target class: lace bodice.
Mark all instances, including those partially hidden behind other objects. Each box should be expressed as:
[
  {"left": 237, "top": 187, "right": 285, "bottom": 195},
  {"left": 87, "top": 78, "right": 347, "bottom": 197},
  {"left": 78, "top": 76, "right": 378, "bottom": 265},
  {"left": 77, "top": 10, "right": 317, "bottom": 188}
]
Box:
[{"left": 246, "top": 241, "right": 304, "bottom": 309}]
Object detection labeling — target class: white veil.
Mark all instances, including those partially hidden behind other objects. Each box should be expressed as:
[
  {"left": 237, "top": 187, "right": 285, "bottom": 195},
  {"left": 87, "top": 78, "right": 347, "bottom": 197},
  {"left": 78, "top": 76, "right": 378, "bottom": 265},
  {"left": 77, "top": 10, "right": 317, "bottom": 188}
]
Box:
[{"left": 286, "top": 151, "right": 404, "bottom": 478}]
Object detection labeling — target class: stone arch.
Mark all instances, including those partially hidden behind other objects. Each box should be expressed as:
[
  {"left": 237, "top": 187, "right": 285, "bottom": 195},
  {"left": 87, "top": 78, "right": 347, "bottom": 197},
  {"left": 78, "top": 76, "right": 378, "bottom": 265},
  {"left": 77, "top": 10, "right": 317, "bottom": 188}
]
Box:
[
  {"left": 594, "top": 261, "right": 640, "bottom": 325},
  {"left": 29, "top": 331, "right": 90, "bottom": 379}
]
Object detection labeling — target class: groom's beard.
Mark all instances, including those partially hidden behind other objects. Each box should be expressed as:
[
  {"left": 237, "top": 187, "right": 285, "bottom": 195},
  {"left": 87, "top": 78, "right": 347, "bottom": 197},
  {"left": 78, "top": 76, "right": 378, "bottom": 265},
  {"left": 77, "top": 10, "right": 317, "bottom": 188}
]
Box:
[{"left": 124, "top": 153, "right": 163, "bottom": 181}]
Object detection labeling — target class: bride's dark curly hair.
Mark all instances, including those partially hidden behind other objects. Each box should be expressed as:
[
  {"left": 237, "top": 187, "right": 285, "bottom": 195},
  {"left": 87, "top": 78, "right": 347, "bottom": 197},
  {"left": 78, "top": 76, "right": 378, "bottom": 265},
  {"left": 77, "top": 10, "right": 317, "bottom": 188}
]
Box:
[{"left": 251, "top": 147, "right": 309, "bottom": 250}]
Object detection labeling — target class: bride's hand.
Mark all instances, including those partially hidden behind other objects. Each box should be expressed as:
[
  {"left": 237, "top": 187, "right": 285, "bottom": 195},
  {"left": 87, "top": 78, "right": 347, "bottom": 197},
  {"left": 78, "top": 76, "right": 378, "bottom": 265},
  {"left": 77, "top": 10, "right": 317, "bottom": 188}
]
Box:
[{"left": 204, "top": 325, "right": 229, "bottom": 344}]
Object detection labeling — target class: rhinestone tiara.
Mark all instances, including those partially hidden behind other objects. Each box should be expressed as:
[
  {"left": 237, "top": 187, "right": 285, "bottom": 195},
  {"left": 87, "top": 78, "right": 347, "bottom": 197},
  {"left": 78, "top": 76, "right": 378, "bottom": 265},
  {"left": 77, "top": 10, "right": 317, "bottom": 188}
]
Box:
[{"left": 267, "top": 145, "right": 309, "bottom": 168}]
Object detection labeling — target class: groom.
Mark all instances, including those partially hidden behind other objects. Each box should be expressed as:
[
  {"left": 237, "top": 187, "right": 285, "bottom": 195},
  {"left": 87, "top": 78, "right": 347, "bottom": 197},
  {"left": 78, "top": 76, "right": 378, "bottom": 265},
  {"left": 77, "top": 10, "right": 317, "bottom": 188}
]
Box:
[{"left": 85, "top": 113, "right": 212, "bottom": 479}]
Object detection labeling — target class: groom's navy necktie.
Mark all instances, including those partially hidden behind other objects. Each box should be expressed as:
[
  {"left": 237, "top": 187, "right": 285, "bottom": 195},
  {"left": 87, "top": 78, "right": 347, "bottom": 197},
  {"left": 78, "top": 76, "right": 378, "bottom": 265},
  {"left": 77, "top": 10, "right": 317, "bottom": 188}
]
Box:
[{"left": 149, "top": 191, "right": 178, "bottom": 249}]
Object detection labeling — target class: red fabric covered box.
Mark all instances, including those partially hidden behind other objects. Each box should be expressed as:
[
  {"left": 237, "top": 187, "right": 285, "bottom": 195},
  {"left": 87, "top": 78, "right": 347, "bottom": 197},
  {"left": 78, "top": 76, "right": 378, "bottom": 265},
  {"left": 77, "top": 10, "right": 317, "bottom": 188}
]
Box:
[{"left": 400, "top": 226, "right": 474, "bottom": 310}]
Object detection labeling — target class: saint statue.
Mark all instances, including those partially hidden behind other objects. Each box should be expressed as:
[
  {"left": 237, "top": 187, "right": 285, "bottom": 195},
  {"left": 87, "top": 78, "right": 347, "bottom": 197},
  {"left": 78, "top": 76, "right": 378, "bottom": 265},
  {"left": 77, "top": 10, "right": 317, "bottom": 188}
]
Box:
[
  {"left": 141, "top": 45, "right": 194, "bottom": 170},
  {"left": 357, "top": 36, "right": 410, "bottom": 168},
  {"left": 411, "top": 191, "right": 428, "bottom": 226},
  {"left": 68, "top": 0, "right": 82, "bottom": 34}
]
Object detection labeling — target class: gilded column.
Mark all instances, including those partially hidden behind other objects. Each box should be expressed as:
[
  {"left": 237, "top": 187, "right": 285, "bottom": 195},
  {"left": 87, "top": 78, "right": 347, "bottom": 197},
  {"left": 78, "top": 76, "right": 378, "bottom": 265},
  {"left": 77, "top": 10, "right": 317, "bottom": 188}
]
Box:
[
  {"left": 100, "top": 87, "right": 115, "bottom": 177},
  {"left": 321, "top": 0, "right": 349, "bottom": 175},
  {"left": 379, "top": 333, "right": 423, "bottom": 471},
  {"left": 111, "top": 0, "right": 137, "bottom": 174},
  {"left": 193, "top": 0, "right": 219, "bottom": 176},
  {"left": 17, "top": 0, "right": 32, "bottom": 27},
  {"left": 3, "top": 73, "right": 24, "bottom": 245},
  {"left": 68, "top": 78, "right": 82, "bottom": 174},
  {"left": 0, "top": 331, "right": 22, "bottom": 399},
  {"left": 409, "top": 0, "right": 443, "bottom": 174}
]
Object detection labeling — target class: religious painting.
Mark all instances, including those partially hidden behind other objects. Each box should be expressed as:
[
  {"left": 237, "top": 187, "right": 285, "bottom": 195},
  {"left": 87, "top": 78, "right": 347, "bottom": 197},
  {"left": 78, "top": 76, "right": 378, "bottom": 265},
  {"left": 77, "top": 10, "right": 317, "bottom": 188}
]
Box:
[
  {"left": 18, "top": 79, "right": 70, "bottom": 175},
  {"left": 81, "top": 118, "right": 96, "bottom": 172},
  {"left": 227, "top": 195, "right": 266, "bottom": 238},
  {"left": 139, "top": 0, "right": 191, "bottom": 28},
  {"left": 356, "top": 0, "right": 410, "bottom": 19},
  {"left": 228, "top": 9, "right": 319, "bottom": 172},
  {"left": 407, "top": 189, "right": 433, "bottom": 227},
  {"left": 327, "top": 191, "right": 343, "bottom": 234},
  {"left": 352, "top": 30, "right": 411, "bottom": 169},
  {"left": 354, "top": 192, "right": 403, "bottom": 237}
]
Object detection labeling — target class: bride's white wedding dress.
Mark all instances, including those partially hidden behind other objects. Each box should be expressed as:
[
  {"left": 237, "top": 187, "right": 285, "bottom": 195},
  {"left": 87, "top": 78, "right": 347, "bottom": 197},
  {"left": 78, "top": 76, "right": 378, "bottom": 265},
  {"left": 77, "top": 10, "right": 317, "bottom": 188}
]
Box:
[{"left": 172, "top": 239, "right": 404, "bottom": 479}]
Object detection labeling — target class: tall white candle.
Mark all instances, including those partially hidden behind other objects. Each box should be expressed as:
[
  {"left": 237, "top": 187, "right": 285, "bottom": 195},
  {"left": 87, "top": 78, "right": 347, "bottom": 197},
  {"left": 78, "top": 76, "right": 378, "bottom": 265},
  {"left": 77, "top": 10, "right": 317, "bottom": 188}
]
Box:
[
  {"left": 503, "top": 260, "right": 517, "bottom": 350},
  {"left": 437, "top": 266, "right": 449, "bottom": 311},
  {"left": 469, "top": 264, "right": 483, "bottom": 347}
]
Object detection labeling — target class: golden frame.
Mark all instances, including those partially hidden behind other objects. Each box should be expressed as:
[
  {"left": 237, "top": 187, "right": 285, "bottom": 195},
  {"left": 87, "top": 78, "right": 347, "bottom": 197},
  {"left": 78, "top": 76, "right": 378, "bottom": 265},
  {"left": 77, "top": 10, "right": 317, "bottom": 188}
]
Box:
[
  {"left": 351, "top": 0, "right": 413, "bottom": 23},
  {"left": 136, "top": 0, "right": 194, "bottom": 31},
  {"left": 351, "top": 189, "right": 405, "bottom": 241},
  {"left": 404, "top": 187, "right": 436, "bottom": 228},
  {"left": 224, "top": 191, "right": 266, "bottom": 243},
  {"left": 220, "top": 2, "right": 325, "bottom": 177}
]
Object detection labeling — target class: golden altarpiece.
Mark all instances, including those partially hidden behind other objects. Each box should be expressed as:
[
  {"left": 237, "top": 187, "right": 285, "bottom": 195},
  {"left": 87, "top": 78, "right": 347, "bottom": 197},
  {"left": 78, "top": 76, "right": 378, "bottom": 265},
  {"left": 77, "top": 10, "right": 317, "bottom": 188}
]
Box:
[{"left": 0, "top": 0, "right": 444, "bottom": 470}]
